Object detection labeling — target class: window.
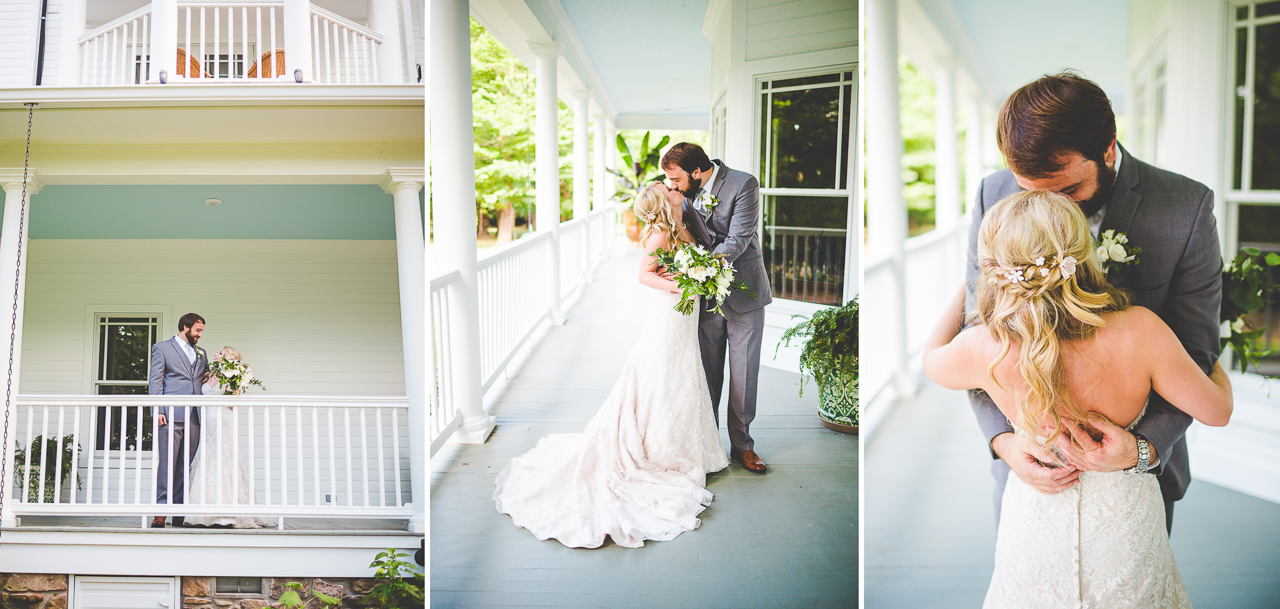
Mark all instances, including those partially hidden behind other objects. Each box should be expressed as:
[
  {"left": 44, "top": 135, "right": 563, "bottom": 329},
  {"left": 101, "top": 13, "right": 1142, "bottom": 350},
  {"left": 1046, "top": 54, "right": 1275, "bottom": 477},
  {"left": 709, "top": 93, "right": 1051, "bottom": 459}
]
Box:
[
  {"left": 94, "top": 315, "right": 158, "bottom": 450},
  {"left": 215, "top": 578, "right": 264, "bottom": 595},
  {"left": 1227, "top": 0, "right": 1280, "bottom": 373},
  {"left": 758, "top": 69, "right": 855, "bottom": 304}
]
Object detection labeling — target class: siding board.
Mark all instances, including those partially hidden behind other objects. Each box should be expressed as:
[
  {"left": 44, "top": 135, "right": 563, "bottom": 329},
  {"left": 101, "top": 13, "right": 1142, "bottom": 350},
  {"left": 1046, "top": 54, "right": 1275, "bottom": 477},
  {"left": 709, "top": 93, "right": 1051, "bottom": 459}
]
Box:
[{"left": 744, "top": 0, "right": 857, "bottom": 61}]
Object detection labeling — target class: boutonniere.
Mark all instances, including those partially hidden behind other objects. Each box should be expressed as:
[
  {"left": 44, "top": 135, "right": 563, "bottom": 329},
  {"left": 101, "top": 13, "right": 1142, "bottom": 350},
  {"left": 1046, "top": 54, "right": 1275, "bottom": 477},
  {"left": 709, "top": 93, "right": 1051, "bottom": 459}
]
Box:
[
  {"left": 1096, "top": 230, "right": 1141, "bottom": 275},
  {"left": 704, "top": 194, "right": 721, "bottom": 212}
]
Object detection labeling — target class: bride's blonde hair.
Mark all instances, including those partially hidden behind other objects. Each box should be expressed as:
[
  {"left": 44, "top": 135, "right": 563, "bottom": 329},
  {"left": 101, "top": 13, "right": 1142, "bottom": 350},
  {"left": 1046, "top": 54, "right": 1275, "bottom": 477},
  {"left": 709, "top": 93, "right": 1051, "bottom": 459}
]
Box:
[
  {"left": 634, "top": 183, "right": 685, "bottom": 248},
  {"left": 204, "top": 346, "right": 244, "bottom": 385},
  {"left": 975, "top": 189, "right": 1128, "bottom": 451}
]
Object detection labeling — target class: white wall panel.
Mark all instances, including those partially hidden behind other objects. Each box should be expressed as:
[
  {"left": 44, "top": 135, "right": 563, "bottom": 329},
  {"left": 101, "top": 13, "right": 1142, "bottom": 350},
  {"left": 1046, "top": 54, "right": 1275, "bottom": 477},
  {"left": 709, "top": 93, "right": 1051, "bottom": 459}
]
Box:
[{"left": 745, "top": 0, "right": 856, "bottom": 61}]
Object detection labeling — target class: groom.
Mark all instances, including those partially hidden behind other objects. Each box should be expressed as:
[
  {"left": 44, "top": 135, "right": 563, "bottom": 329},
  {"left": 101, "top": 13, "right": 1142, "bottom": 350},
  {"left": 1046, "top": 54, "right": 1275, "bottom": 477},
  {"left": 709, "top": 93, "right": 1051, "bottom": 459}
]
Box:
[
  {"left": 148, "top": 312, "right": 209, "bottom": 528},
  {"left": 661, "top": 143, "right": 774, "bottom": 473},
  {"left": 965, "top": 72, "right": 1222, "bottom": 533}
]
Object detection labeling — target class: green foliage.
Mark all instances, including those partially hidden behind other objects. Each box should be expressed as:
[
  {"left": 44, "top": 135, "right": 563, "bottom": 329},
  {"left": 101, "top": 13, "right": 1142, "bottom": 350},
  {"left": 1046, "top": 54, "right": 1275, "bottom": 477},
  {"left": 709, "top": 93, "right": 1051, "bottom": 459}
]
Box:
[
  {"left": 274, "top": 582, "right": 339, "bottom": 609},
  {"left": 1221, "top": 246, "right": 1280, "bottom": 375},
  {"left": 470, "top": 18, "right": 575, "bottom": 227},
  {"left": 777, "top": 298, "right": 858, "bottom": 396},
  {"left": 14, "top": 434, "right": 80, "bottom": 502},
  {"left": 900, "top": 58, "right": 937, "bottom": 236},
  {"left": 367, "top": 548, "right": 425, "bottom": 609},
  {"left": 611, "top": 131, "right": 670, "bottom": 207}
]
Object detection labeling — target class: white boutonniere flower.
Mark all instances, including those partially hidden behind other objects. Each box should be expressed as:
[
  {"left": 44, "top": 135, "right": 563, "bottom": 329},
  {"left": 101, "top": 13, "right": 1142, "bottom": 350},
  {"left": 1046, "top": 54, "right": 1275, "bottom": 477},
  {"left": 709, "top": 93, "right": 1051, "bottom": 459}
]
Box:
[
  {"left": 1096, "top": 230, "right": 1140, "bottom": 275},
  {"left": 704, "top": 194, "right": 720, "bottom": 212}
]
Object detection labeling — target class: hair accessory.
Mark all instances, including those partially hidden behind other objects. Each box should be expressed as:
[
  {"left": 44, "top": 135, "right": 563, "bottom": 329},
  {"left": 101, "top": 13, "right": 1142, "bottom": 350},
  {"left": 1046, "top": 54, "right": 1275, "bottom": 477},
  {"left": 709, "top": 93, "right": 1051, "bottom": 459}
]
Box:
[
  {"left": 646, "top": 213, "right": 657, "bottom": 221},
  {"left": 1004, "top": 268, "right": 1026, "bottom": 283},
  {"left": 1059, "top": 256, "right": 1078, "bottom": 279}
]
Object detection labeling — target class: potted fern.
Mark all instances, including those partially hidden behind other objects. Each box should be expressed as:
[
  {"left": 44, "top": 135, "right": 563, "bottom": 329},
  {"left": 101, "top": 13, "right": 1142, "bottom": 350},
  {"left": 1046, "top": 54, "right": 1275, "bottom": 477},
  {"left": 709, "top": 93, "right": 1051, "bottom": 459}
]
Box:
[
  {"left": 1221, "top": 246, "right": 1280, "bottom": 375},
  {"left": 778, "top": 297, "right": 859, "bottom": 433},
  {"left": 13, "top": 434, "right": 80, "bottom": 503}
]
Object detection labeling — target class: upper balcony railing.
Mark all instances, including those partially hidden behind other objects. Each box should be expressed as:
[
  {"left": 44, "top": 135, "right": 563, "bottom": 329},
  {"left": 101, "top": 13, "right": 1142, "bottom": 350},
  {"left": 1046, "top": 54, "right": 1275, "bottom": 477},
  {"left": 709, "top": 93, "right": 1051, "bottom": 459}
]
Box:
[{"left": 77, "top": 1, "right": 394, "bottom": 86}]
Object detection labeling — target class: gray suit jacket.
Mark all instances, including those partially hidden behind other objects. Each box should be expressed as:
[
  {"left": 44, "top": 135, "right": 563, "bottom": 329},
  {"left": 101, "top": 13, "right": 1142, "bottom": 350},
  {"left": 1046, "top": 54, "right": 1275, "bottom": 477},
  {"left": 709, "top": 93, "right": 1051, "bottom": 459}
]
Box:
[
  {"left": 964, "top": 144, "right": 1222, "bottom": 503},
  {"left": 681, "top": 160, "right": 774, "bottom": 313},
  {"left": 149, "top": 336, "right": 209, "bottom": 421}
]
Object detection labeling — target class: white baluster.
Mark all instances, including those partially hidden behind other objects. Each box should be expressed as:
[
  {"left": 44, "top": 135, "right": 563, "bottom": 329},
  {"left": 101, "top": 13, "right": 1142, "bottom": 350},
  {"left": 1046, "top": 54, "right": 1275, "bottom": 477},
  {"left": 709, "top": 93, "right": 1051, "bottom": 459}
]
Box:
[
  {"left": 269, "top": 6, "right": 277, "bottom": 78},
  {"left": 86, "top": 406, "right": 97, "bottom": 504},
  {"left": 141, "top": 14, "right": 150, "bottom": 82},
  {"left": 231, "top": 405, "right": 239, "bottom": 507},
  {"left": 342, "top": 407, "right": 352, "bottom": 507},
  {"left": 294, "top": 406, "right": 304, "bottom": 505},
  {"left": 247, "top": 404, "right": 255, "bottom": 504},
  {"left": 358, "top": 407, "right": 369, "bottom": 507},
  {"left": 53, "top": 407, "right": 65, "bottom": 504},
  {"left": 183, "top": 405, "right": 192, "bottom": 511},
  {"left": 310, "top": 407, "right": 320, "bottom": 507},
  {"left": 133, "top": 405, "right": 143, "bottom": 504},
  {"left": 310, "top": 13, "right": 319, "bottom": 82},
  {"left": 116, "top": 405, "right": 126, "bottom": 504},
  {"left": 100, "top": 405, "right": 111, "bottom": 501},
  {"left": 241, "top": 7, "right": 248, "bottom": 78},
  {"left": 264, "top": 405, "right": 272, "bottom": 505},
  {"left": 69, "top": 407, "right": 81, "bottom": 504},
  {"left": 213, "top": 8, "right": 220, "bottom": 78},
  {"left": 199, "top": 8, "right": 206, "bottom": 79},
  {"left": 390, "top": 407, "right": 402, "bottom": 507},
  {"left": 326, "top": 408, "right": 336, "bottom": 507},
  {"left": 374, "top": 407, "right": 385, "bottom": 507},
  {"left": 323, "top": 19, "right": 332, "bottom": 83},
  {"left": 255, "top": 7, "right": 263, "bottom": 78},
  {"left": 215, "top": 404, "right": 223, "bottom": 505}
]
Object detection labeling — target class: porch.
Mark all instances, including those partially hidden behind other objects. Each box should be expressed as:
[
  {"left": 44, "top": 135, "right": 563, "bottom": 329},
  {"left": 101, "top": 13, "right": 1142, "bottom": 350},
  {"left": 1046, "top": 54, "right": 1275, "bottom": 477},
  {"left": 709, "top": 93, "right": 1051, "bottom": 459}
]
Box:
[{"left": 430, "top": 247, "right": 858, "bottom": 608}]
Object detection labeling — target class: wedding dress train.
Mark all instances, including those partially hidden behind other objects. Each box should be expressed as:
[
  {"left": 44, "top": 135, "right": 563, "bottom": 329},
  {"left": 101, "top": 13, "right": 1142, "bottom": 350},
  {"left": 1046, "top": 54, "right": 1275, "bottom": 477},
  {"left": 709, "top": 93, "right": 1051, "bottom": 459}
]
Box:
[
  {"left": 185, "top": 382, "right": 277, "bottom": 529},
  {"left": 493, "top": 291, "right": 729, "bottom": 548},
  {"left": 984, "top": 410, "right": 1192, "bottom": 608}
]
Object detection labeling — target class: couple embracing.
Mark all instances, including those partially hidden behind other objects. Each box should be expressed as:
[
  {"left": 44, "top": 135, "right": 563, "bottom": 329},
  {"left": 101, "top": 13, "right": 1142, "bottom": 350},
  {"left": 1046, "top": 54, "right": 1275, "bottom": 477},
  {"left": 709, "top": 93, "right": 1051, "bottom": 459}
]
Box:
[
  {"left": 926, "top": 73, "right": 1232, "bottom": 606},
  {"left": 494, "top": 143, "right": 773, "bottom": 548},
  {"left": 149, "top": 312, "right": 273, "bottom": 529}
]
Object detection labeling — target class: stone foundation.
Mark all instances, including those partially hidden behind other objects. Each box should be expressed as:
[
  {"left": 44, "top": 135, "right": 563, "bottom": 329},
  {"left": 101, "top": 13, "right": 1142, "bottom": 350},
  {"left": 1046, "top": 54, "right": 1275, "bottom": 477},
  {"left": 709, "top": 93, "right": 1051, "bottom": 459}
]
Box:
[{"left": 0, "top": 576, "right": 377, "bottom": 609}]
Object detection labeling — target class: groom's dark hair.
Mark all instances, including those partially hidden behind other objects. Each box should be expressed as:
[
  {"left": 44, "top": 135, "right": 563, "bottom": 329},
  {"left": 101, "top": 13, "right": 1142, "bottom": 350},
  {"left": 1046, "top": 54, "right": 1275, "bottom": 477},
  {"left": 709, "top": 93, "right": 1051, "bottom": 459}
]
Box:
[
  {"left": 661, "top": 142, "right": 713, "bottom": 175},
  {"left": 997, "top": 71, "right": 1116, "bottom": 179},
  {"left": 178, "top": 313, "right": 205, "bottom": 332}
]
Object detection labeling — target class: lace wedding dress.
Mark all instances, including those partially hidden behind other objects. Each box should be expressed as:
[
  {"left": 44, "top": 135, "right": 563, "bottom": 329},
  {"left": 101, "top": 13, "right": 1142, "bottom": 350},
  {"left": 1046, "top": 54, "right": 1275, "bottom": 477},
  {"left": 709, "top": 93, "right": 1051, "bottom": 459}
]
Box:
[
  {"left": 493, "top": 291, "right": 730, "bottom": 548},
  {"left": 984, "top": 407, "right": 1192, "bottom": 608},
  {"left": 185, "top": 382, "right": 277, "bottom": 529}
]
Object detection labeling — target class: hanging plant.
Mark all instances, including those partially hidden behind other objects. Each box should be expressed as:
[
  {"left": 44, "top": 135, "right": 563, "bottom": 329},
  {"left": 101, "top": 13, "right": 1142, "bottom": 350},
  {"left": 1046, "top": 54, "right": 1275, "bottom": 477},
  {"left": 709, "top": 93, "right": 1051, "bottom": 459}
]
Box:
[{"left": 1220, "top": 246, "right": 1280, "bottom": 376}]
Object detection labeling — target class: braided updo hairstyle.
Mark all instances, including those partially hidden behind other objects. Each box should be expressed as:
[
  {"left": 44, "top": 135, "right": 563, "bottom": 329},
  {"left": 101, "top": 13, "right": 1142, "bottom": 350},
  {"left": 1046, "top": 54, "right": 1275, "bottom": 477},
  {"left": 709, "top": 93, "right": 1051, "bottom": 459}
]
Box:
[
  {"left": 975, "top": 189, "right": 1128, "bottom": 451},
  {"left": 634, "top": 183, "right": 686, "bottom": 248}
]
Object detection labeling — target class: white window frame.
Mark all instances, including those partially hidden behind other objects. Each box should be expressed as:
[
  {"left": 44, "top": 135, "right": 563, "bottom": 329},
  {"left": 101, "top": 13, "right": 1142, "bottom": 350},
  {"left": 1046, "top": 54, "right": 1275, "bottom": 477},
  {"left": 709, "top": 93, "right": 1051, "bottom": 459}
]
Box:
[
  {"left": 752, "top": 65, "right": 857, "bottom": 305},
  {"left": 1223, "top": 0, "right": 1280, "bottom": 256},
  {"left": 81, "top": 305, "right": 170, "bottom": 457}
]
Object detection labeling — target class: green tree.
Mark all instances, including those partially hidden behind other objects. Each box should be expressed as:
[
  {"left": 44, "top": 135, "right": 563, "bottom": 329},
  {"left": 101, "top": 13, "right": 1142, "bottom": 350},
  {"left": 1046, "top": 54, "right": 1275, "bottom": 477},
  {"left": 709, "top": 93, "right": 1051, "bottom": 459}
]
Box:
[
  {"left": 900, "top": 57, "right": 936, "bottom": 236},
  {"left": 471, "top": 19, "right": 575, "bottom": 244}
]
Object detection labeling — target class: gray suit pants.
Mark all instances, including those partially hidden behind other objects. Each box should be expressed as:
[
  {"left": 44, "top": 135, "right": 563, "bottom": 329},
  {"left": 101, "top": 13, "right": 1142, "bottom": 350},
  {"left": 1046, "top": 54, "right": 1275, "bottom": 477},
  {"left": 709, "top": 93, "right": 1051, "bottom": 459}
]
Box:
[
  {"left": 156, "top": 419, "right": 200, "bottom": 505},
  {"left": 699, "top": 306, "right": 765, "bottom": 452}
]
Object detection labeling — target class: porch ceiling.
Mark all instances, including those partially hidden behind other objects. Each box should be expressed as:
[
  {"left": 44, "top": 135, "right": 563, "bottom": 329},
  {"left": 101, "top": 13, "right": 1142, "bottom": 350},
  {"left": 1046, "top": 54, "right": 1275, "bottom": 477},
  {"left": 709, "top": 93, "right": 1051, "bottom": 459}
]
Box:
[{"left": 908, "top": 0, "right": 1129, "bottom": 105}]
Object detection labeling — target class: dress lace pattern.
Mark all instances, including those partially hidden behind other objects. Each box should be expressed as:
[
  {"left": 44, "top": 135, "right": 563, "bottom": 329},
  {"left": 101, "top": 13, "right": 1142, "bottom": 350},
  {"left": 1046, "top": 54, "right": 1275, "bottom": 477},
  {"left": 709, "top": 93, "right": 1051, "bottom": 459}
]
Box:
[
  {"left": 493, "top": 291, "right": 729, "bottom": 548},
  {"left": 186, "top": 382, "right": 278, "bottom": 529},
  {"left": 984, "top": 405, "right": 1192, "bottom": 608}
]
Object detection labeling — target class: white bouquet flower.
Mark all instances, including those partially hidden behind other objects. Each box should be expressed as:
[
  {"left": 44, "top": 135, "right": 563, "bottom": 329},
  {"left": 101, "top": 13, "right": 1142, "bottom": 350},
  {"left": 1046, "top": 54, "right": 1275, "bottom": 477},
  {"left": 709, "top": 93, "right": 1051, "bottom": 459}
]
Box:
[
  {"left": 653, "top": 244, "right": 754, "bottom": 315},
  {"left": 1096, "top": 229, "right": 1140, "bottom": 275},
  {"left": 209, "top": 354, "right": 265, "bottom": 395}
]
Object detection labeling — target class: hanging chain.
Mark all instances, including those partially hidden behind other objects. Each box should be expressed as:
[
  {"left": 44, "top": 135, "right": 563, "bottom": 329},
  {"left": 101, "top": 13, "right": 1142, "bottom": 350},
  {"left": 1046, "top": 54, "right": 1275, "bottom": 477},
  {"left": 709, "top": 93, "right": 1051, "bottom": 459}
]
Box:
[{"left": 0, "top": 103, "right": 35, "bottom": 536}]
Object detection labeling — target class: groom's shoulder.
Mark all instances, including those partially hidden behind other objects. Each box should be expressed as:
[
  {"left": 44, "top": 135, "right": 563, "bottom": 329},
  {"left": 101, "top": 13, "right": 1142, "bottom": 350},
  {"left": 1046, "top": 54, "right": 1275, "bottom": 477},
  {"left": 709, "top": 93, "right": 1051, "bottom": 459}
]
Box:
[
  {"left": 718, "top": 161, "right": 758, "bottom": 187},
  {"left": 978, "top": 169, "right": 1020, "bottom": 209},
  {"left": 1131, "top": 157, "right": 1211, "bottom": 209}
]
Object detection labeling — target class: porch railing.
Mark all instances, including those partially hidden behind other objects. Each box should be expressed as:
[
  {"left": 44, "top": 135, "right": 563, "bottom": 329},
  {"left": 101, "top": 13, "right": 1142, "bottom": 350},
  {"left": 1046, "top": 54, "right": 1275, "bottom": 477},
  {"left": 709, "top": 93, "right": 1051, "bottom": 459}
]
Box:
[
  {"left": 764, "top": 226, "right": 848, "bottom": 305},
  {"left": 9, "top": 395, "right": 412, "bottom": 525},
  {"left": 429, "top": 205, "right": 623, "bottom": 457},
  {"left": 78, "top": 2, "right": 380, "bottom": 85},
  {"left": 862, "top": 221, "right": 968, "bottom": 406}
]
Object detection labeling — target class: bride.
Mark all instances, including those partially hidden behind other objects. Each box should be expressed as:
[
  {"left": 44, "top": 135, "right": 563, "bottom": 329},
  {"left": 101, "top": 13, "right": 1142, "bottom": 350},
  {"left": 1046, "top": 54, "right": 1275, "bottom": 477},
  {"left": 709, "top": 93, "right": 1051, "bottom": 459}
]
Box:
[
  {"left": 493, "top": 182, "right": 729, "bottom": 548},
  {"left": 922, "top": 190, "right": 1232, "bottom": 607},
  {"left": 186, "top": 347, "right": 276, "bottom": 529}
]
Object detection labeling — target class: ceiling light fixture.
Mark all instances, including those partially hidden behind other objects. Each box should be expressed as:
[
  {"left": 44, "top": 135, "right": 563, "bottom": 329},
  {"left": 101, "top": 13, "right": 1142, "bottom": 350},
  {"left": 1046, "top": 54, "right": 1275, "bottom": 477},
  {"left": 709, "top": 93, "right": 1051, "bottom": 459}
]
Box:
[{"left": 204, "top": 198, "right": 222, "bottom": 206}]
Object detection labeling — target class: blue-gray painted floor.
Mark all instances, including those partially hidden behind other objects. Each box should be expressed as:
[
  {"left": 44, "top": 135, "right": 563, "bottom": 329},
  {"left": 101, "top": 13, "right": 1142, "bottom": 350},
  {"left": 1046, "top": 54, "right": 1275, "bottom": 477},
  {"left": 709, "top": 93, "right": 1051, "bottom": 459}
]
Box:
[
  {"left": 431, "top": 247, "right": 858, "bottom": 608},
  {"left": 865, "top": 380, "right": 1280, "bottom": 608}
]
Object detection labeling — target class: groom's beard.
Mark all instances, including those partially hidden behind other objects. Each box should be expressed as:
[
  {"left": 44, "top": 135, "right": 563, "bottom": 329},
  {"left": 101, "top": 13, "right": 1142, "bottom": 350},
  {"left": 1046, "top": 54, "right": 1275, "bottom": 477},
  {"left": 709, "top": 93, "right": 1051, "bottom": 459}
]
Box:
[
  {"left": 679, "top": 180, "right": 701, "bottom": 200},
  {"left": 1076, "top": 161, "right": 1116, "bottom": 219}
]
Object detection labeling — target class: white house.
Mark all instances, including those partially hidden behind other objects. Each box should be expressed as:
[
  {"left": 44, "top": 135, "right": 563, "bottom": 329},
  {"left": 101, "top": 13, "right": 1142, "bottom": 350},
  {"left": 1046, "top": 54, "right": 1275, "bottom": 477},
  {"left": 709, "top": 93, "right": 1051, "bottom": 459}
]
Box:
[
  {"left": 428, "top": 0, "right": 859, "bottom": 457},
  {"left": 863, "top": 0, "right": 1280, "bottom": 503},
  {"left": 0, "top": 0, "right": 426, "bottom": 596}
]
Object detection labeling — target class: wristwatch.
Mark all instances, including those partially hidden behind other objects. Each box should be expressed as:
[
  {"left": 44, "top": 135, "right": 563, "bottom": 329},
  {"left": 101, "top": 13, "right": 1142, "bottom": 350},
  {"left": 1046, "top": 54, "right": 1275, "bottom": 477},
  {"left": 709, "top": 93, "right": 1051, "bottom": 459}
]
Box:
[{"left": 1126, "top": 436, "right": 1151, "bottom": 474}]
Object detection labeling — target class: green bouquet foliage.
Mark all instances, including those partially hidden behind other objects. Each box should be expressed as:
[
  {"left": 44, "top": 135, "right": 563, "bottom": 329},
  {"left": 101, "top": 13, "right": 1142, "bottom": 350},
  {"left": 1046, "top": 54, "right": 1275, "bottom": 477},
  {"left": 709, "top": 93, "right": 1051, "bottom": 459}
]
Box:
[
  {"left": 777, "top": 298, "right": 859, "bottom": 396},
  {"left": 1221, "top": 246, "right": 1280, "bottom": 375}
]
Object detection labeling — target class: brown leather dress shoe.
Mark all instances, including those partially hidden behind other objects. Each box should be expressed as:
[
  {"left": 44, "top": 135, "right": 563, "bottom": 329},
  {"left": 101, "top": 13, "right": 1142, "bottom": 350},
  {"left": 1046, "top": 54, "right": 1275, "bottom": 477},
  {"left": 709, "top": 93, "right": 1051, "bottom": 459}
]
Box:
[
  {"left": 732, "top": 449, "right": 767, "bottom": 473},
  {"left": 150, "top": 516, "right": 166, "bottom": 528},
  {"left": 172, "top": 516, "right": 186, "bottom": 527}
]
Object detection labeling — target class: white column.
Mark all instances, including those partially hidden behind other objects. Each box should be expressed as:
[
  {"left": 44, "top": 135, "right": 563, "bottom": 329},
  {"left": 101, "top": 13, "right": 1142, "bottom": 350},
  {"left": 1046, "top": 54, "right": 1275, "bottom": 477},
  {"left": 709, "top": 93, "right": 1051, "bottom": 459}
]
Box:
[
  {"left": 283, "top": 0, "right": 314, "bottom": 82},
  {"left": 147, "top": 0, "right": 177, "bottom": 83},
  {"left": 531, "top": 42, "right": 565, "bottom": 324},
  {"left": 865, "top": 0, "right": 913, "bottom": 397},
  {"left": 934, "top": 59, "right": 960, "bottom": 233},
  {"left": 965, "top": 97, "right": 984, "bottom": 211},
  {"left": 0, "top": 170, "right": 41, "bottom": 528},
  {"left": 430, "top": 0, "right": 493, "bottom": 444},
  {"left": 57, "top": 0, "right": 86, "bottom": 86},
  {"left": 368, "top": 0, "right": 405, "bottom": 83},
  {"left": 572, "top": 90, "right": 592, "bottom": 283},
  {"left": 592, "top": 112, "right": 607, "bottom": 211},
  {"left": 381, "top": 169, "right": 425, "bottom": 532}
]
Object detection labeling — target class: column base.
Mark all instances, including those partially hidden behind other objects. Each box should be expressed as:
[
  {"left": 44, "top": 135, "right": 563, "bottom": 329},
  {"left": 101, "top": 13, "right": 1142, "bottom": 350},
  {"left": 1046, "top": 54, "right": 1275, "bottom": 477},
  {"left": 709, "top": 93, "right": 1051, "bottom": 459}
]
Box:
[
  {"left": 451, "top": 414, "right": 497, "bottom": 444},
  {"left": 406, "top": 517, "right": 426, "bottom": 533}
]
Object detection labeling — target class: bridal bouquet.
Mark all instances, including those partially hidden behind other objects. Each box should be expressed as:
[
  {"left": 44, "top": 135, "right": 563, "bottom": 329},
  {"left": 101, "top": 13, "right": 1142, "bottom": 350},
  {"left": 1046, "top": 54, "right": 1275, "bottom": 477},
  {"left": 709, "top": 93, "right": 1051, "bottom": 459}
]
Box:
[
  {"left": 654, "top": 244, "right": 750, "bottom": 316},
  {"left": 209, "top": 356, "right": 264, "bottom": 395}
]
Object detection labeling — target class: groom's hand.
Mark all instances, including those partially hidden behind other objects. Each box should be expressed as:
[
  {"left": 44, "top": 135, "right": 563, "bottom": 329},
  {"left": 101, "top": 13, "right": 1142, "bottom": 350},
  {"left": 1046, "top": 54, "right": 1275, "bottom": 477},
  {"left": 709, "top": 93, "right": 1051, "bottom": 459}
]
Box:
[
  {"left": 156, "top": 414, "right": 167, "bottom": 427},
  {"left": 992, "top": 432, "right": 1080, "bottom": 494},
  {"left": 1055, "top": 418, "right": 1151, "bottom": 473}
]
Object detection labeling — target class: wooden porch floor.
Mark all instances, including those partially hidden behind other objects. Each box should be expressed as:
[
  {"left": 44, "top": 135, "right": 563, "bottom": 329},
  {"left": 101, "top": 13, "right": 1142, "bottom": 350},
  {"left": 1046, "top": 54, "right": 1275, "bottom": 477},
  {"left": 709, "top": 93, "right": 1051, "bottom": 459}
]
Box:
[
  {"left": 866, "top": 380, "right": 1280, "bottom": 608},
  {"left": 430, "top": 245, "right": 858, "bottom": 608}
]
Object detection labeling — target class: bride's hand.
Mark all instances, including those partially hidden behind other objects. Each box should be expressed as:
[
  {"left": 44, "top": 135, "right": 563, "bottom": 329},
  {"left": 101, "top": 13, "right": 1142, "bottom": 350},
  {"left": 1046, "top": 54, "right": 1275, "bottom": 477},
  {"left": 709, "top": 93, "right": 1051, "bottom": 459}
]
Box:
[{"left": 993, "top": 432, "right": 1080, "bottom": 495}]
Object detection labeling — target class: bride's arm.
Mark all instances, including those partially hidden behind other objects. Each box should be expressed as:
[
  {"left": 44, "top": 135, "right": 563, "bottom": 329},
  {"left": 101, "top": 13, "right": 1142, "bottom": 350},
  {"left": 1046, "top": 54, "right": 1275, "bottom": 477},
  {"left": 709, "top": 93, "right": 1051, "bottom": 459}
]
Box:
[
  {"left": 1138, "top": 307, "right": 1232, "bottom": 427},
  {"left": 638, "top": 232, "right": 680, "bottom": 293},
  {"left": 922, "top": 287, "right": 984, "bottom": 390}
]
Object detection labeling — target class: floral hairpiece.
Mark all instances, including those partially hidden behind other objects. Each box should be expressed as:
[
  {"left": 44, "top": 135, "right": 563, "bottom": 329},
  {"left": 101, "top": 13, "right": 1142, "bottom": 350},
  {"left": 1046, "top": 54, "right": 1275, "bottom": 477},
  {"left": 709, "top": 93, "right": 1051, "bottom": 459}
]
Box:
[{"left": 990, "top": 255, "right": 1078, "bottom": 292}]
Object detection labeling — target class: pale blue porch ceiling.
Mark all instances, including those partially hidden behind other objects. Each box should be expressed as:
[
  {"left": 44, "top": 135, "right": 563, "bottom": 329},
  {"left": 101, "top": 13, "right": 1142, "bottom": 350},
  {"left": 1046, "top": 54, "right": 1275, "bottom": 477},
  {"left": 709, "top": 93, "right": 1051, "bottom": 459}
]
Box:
[
  {"left": 947, "top": 0, "right": 1129, "bottom": 104},
  {"left": 0, "top": 185, "right": 426, "bottom": 239},
  {"left": 548, "top": 0, "right": 712, "bottom": 120}
]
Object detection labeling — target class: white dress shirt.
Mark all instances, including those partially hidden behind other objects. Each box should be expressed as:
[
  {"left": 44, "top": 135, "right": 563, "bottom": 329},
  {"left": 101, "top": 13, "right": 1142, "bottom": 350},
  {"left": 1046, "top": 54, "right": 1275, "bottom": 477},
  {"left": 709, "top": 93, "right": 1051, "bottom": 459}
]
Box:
[
  {"left": 173, "top": 334, "right": 196, "bottom": 365},
  {"left": 693, "top": 162, "right": 721, "bottom": 214},
  {"left": 1088, "top": 149, "right": 1122, "bottom": 237}
]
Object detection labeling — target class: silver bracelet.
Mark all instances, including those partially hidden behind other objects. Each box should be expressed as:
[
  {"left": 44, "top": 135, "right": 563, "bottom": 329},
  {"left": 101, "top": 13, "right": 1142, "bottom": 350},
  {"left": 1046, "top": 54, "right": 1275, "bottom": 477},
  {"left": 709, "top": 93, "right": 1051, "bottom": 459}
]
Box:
[{"left": 1125, "top": 437, "right": 1151, "bottom": 474}]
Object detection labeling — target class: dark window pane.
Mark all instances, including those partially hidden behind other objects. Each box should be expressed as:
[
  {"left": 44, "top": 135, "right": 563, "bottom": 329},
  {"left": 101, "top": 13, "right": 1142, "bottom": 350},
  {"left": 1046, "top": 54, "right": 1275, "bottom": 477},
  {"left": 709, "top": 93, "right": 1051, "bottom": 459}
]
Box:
[
  {"left": 760, "top": 80, "right": 769, "bottom": 90},
  {"left": 763, "top": 195, "right": 849, "bottom": 304},
  {"left": 760, "top": 93, "right": 770, "bottom": 186},
  {"left": 216, "top": 578, "right": 264, "bottom": 594},
  {"left": 1236, "top": 27, "right": 1248, "bottom": 190},
  {"left": 841, "top": 84, "right": 853, "bottom": 190},
  {"left": 103, "top": 323, "right": 154, "bottom": 381},
  {"left": 772, "top": 74, "right": 840, "bottom": 89},
  {"left": 844, "top": 71, "right": 853, "bottom": 81},
  {"left": 1259, "top": 0, "right": 1280, "bottom": 19},
  {"left": 1252, "top": 22, "right": 1280, "bottom": 189},
  {"left": 1239, "top": 204, "right": 1280, "bottom": 244},
  {"left": 93, "top": 401, "right": 153, "bottom": 451},
  {"left": 769, "top": 86, "right": 841, "bottom": 189}
]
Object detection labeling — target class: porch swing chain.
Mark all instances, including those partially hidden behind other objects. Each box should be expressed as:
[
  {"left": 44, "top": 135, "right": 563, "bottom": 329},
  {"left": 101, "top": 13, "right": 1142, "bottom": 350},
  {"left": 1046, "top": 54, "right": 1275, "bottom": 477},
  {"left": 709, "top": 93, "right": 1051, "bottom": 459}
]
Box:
[{"left": 0, "top": 103, "right": 34, "bottom": 536}]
